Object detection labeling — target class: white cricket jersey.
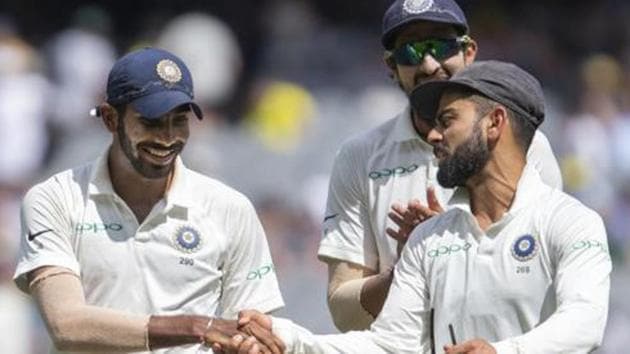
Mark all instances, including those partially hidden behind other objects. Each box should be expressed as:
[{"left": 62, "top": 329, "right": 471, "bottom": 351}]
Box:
[
  {"left": 14, "top": 152, "right": 284, "bottom": 354},
  {"left": 274, "top": 165, "right": 610, "bottom": 354},
  {"left": 318, "top": 106, "right": 563, "bottom": 272}
]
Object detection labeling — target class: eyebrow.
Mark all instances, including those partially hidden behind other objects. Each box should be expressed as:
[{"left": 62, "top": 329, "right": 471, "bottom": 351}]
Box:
[{"left": 436, "top": 107, "right": 456, "bottom": 121}]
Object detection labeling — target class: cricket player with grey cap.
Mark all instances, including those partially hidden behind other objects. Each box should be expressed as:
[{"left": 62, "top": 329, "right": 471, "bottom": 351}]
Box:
[
  {"left": 234, "top": 61, "right": 611, "bottom": 354},
  {"left": 318, "top": 0, "right": 564, "bottom": 333}
]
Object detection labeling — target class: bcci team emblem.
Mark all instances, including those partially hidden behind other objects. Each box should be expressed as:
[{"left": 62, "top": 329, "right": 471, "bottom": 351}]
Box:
[
  {"left": 156, "top": 59, "right": 182, "bottom": 83},
  {"left": 173, "top": 226, "right": 202, "bottom": 253},
  {"left": 512, "top": 234, "right": 538, "bottom": 262},
  {"left": 403, "top": 0, "right": 433, "bottom": 14}
]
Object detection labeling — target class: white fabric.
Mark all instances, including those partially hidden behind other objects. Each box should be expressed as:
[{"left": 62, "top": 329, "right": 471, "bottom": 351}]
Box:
[
  {"left": 14, "top": 152, "right": 284, "bottom": 354},
  {"left": 526, "top": 129, "right": 563, "bottom": 190},
  {"left": 318, "top": 106, "right": 563, "bottom": 273},
  {"left": 278, "top": 165, "right": 610, "bottom": 353}
]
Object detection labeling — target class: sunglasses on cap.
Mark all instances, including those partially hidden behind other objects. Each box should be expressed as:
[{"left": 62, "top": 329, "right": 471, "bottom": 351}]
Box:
[{"left": 386, "top": 36, "right": 470, "bottom": 66}]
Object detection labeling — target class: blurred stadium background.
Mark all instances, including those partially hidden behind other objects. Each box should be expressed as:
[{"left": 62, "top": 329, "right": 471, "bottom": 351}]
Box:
[{"left": 1, "top": 0, "right": 629, "bottom": 352}]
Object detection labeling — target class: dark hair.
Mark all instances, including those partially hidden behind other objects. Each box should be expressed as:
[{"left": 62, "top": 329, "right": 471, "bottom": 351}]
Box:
[
  {"left": 449, "top": 88, "right": 536, "bottom": 152},
  {"left": 504, "top": 106, "right": 536, "bottom": 152},
  {"left": 111, "top": 103, "right": 127, "bottom": 120}
]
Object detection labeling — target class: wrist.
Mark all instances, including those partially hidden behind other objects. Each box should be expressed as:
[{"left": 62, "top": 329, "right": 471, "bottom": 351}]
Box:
[{"left": 147, "top": 315, "right": 210, "bottom": 350}]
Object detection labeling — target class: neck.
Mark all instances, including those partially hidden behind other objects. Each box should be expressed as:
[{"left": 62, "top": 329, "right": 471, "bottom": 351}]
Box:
[
  {"left": 107, "top": 146, "right": 173, "bottom": 222},
  {"left": 465, "top": 150, "right": 526, "bottom": 231}
]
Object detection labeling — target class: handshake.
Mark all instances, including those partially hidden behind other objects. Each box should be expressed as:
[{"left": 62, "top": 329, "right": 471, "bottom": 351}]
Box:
[{"left": 206, "top": 310, "right": 285, "bottom": 354}]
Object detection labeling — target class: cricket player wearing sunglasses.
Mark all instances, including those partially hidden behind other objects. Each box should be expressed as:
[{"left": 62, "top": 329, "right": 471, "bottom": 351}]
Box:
[
  {"left": 317, "top": 0, "right": 564, "bottom": 334},
  {"left": 234, "top": 61, "right": 610, "bottom": 354}
]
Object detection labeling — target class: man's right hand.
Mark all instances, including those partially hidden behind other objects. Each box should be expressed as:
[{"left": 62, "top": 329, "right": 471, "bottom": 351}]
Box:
[
  {"left": 386, "top": 187, "right": 443, "bottom": 256},
  {"left": 208, "top": 312, "right": 284, "bottom": 354},
  {"left": 238, "top": 310, "right": 285, "bottom": 354},
  {"left": 204, "top": 318, "right": 240, "bottom": 348}
]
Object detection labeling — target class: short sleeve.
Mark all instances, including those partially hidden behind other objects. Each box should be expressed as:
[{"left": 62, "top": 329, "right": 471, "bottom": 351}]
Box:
[
  {"left": 13, "top": 182, "right": 80, "bottom": 292},
  {"left": 318, "top": 144, "right": 378, "bottom": 270},
  {"left": 218, "top": 196, "right": 284, "bottom": 319}
]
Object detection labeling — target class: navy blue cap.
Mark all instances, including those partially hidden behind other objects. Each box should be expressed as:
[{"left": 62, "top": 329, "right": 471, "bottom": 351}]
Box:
[
  {"left": 106, "top": 47, "right": 202, "bottom": 119},
  {"left": 382, "top": 0, "right": 468, "bottom": 49},
  {"left": 410, "top": 60, "right": 546, "bottom": 127}
]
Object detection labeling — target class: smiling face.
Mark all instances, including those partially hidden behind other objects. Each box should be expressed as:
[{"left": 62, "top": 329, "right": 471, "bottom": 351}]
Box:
[
  {"left": 114, "top": 104, "right": 191, "bottom": 179},
  {"left": 428, "top": 91, "right": 493, "bottom": 188},
  {"left": 387, "top": 21, "right": 477, "bottom": 96}
]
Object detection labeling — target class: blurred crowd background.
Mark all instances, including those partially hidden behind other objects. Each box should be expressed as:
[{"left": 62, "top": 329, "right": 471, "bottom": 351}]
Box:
[{"left": 1, "top": 0, "right": 629, "bottom": 352}]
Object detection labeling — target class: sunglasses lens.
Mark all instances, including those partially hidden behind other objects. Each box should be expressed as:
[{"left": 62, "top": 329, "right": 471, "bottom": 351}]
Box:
[
  {"left": 428, "top": 40, "right": 460, "bottom": 60},
  {"left": 392, "top": 39, "right": 462, "bottom": 65},
  {"left": 393, "top": 44, "right": 422, "bottom": 65}
]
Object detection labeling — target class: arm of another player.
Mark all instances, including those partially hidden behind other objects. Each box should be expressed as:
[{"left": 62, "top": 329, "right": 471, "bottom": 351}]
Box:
[
  {"left": 28, "top": 266, "right": 239, "bottom": 352},
  {"left": 326, "top": 188, "right": 442, "bottom": 330},
  {"left": 326, "top": 259, "right": 387, "bottom": 331},
  {"left": 330, "top": 186, "right": 445, "bottom": 329},
  {"left": 320, "top": 142, "right": 389, "bottom": 331},
  {"left": 239, "top": 235, "right": 433, "bottom": 354}
]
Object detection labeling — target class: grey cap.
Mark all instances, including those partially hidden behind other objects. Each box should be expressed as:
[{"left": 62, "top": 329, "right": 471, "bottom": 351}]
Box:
[
  {"left": 410, "top": 60, "right": 545, "bottom": 127},
  {"left": 382, "top": 0, "right": 468, "bottom": 49}
]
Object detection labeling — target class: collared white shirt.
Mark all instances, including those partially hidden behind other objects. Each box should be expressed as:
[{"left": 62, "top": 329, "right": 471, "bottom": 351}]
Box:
[
  {"left": 273, "top": 165, "right": 610, "bottom": 354},
  {"left": 14, "top": 152, "right": 284, "bottom": 354},
  {"left": 318, "top": 106, "right": 563, "bottom": 272}
]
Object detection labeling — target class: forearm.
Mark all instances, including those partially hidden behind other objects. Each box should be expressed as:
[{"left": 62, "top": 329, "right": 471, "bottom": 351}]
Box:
[
  {"left": 326, "top": 261, "right": 393, "bottom": 331},
  {"left": 42, "top": 308, "right": 213, "bottom": 352},
  {"left": 492, "top": 297, "right": 608, "bottom": 353},
  {"left": 32, "top": 271, "right": 227, "bottom": 351},
  {"left": 359, "top": 269, "right": 394, "bottom": 318},
  {"left": 328, "top": 277, "right": 374, "bottom": 331},
  {"left": 272, "top": 317, "right": 389, "bottom": 354},
  {"left": 148, "top": 315, "right": 211, "bottom": 350}
]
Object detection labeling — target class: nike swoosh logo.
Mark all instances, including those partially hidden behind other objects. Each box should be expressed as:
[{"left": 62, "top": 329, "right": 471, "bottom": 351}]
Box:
[
  {"left": 323, "top": 214, "right": 338, "bottom": 222},
  {"left": 28, "top": 229, "right": 53, "bottom": 241}
]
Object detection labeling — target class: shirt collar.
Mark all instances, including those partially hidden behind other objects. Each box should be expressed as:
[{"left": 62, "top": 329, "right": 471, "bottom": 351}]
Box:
[
  {"left": 88, "top": 150, "right": 116, "bottom": 196},
  {"left": 164, "top": 157, "right": 192, "bottom": 209},
  {"left": 88, "top": 150, "right": 192, "bottom": 209},
  {"left": 390, "top": 105, "right": 432, "bottom": 149},
  {"left": 447, "top": 163, "right": 544, "bottom": 216}
]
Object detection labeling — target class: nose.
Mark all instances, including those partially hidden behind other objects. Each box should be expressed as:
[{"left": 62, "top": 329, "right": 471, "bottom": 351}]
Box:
[
  {"left": 416, "top": 54, "right": 441, "bottom": 77},
  {"left": 427, "top": 126, "right": 443, "bottom": 145},
  {"left": 156, "top": 121, "right": 175, "bottom": 143}
]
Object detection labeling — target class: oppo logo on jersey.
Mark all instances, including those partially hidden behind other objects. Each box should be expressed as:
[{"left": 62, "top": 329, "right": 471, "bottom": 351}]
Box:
[
  {"left": 572, "top": 239, "right": 606, "bottom": 252},
  {"left": 247, "top": 264, "right": 275, "bottom": 280},
  {"left": 75, "top": 222, "right": 123, "bottom": 233},
  {"left": 427, "top": 242, "right": 472, "bottom": 258},
  {"left": 368, "top": 163, "right": 419, "bottom": 180}
]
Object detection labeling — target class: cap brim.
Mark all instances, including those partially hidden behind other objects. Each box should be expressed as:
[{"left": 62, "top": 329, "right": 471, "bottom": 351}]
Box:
[
  {"left": 130, "top": 90, "right": 203, "bottom": 120},
  {"left": 410, "top": 80, "right": 478, "bottom": 121},
  {"left": 382, "top": 17, "right": 468, "bottom": 49}
]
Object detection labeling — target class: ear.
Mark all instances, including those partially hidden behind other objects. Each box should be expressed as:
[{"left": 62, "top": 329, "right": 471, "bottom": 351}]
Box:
[
  {"left": 462, "top": 37, "right": 478, "bottom": 65},
  {"left": 486, "top": 105, "right": 508, "bottom": 143},
  {"left": 100, "top": 103, "right": 120, "bottom": 133}
]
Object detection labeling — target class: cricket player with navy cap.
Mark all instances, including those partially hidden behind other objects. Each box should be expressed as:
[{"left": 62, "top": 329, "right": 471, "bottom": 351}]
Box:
[
  {"left": 318, "top": 0, "right": 564, "bottom": 333},
  {"left": 235, "top": 60, "right": 611, "bottom": 354},
  {"left": 14, "top": 47, "right": 285, "bottom": 354}
]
